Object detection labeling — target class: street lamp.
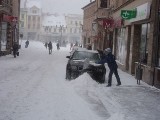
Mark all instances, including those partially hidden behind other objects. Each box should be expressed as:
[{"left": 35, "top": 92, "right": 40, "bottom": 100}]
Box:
[{"left": 59, "top": 25, "right": 63, "bottom": 46}]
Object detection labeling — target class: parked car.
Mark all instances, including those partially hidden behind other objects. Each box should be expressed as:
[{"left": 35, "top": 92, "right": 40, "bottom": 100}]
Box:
[{"left": 66, "top": 49, "right": 106, "bottom": 83}]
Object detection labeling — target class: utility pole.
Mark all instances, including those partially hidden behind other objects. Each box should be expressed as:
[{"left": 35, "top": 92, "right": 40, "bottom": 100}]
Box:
[{"left": 59, "top": 25, "right": 63, "bottom": 46}]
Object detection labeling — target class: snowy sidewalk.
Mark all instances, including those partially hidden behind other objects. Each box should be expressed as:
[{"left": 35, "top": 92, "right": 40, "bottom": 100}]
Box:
[{"left": 70, "top": 67, "right": 160, "bottom": 120}]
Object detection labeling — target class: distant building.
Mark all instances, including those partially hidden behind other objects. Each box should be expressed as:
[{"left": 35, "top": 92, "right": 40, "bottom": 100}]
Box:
[
  {"left": 41, "top": 14, "right": 67, "bottom": 44},
  {"left": 20, "top": 8, "right": 28, "bottom": 40},
  {"left": 65, "top": 14, "right": 83, "bottom": 45},
  {"left": 19, "top": 0, "right": 42, "bottom": 40},
  {"left": 26, "top": 0, "right": 42, "bottom": 40}
]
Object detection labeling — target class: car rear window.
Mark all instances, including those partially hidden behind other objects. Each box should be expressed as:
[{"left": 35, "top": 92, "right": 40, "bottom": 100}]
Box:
[{"left": 72, "top": 51, "right": 100, "bottom": 62}]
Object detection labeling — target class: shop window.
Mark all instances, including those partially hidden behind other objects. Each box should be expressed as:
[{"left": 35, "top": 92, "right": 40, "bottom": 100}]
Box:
[
  {"left": 1, "top": 22, "right": 7, "bottom": 51},
  {"left": 116, "top": 28, "right": 126, "bottom": 64},
  {"left": 140, "top": 23, "right": 150, "bottom": 64}
]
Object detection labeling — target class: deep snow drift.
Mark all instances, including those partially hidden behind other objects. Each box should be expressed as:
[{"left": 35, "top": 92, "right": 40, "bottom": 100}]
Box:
[{"left": 0, "top": 40, "right": 160, "bottom": 120}]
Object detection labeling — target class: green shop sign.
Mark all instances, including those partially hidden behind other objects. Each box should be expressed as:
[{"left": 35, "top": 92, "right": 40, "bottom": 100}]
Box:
[{"left": 121, "top": 10, "right": 137, "bottom": 20}]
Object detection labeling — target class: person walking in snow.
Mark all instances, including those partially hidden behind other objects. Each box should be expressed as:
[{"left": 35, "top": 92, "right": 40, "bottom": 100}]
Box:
[
  {"left": 44, "top": 42, "right": 48, "bottom": 49},
  {"left": 56, "top": 42, "right": 60, "bottom": 50},
  {"left": 97, "top": 48, "right": 121, "bottom": 87},
  {"left": 25, "top": 40, "right": 29, "bottom": 48},
  {"left": 13, "top": 42, "right": 19, "bottom": 58},
  {"left": 48, "top": 41, "right": 52, "bottom": 54}
]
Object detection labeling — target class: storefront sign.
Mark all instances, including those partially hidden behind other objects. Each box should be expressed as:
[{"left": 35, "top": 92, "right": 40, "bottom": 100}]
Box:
[
  {"left": 121, "top": 10, "right": 137, "bottom": 20},
  {"left": 3, "top": 15, "right": 17, "bottom": 24},
  {"left": 129, "top": 2, "right": 151, "bottom": 22}
]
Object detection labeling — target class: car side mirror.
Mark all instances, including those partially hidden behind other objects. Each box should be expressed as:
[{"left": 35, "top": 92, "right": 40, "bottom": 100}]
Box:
[{"left": 66, "top": 56, "right": 70, "bottom": 59}]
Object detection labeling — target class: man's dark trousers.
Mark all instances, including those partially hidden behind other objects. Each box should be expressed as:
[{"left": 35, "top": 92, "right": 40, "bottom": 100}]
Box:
[{"left": 108, "top": 68, "right": 121, "bottom": 85}]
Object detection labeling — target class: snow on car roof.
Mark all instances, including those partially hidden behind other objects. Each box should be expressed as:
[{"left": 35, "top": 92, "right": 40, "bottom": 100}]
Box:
[{"left": 76, "top": 49, "right": 98, "bottom": 53}]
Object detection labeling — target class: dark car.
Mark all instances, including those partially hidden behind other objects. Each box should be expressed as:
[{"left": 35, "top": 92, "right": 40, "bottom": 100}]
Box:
[{"left": 66, "top": 49, "right": 106, "bottom": 83}]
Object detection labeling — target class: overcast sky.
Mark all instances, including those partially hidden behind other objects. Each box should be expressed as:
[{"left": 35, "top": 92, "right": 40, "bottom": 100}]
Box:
[{"left": 21, "top": 0, "right": 91, "bottom": 14}]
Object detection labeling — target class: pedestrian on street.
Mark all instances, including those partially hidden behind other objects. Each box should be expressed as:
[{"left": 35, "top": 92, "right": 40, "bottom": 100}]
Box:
[
  {"left": 70, "top": 43, "right": 73, "bottom": 50},
  {"left": 48, "top": 41, "right": 52, "bottom": 54},
  {"left": 56, "top": 42, "right": 60, "bottom": 50},
  {"left": 97, "top": 48, "right": 121, "bottom": 87},
  {"left": 44, "top": 42, "right": 48, "bottom": 49},
  {"left": 25, "top": 40, "right": 29, "bottom": 48},
  {"left": 13, "top": 42, "right": 19, "bottom": 58}
]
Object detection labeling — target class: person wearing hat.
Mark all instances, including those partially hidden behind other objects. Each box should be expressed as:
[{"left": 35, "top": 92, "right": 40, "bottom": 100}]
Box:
[{"left": 97, "top": 48, "right": 121, "bottom": 87}]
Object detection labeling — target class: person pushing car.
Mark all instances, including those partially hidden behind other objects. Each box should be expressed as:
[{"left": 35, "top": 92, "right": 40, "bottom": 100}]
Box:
[{"left": 97, "top": 48, "right": 121, "bottom": 87}]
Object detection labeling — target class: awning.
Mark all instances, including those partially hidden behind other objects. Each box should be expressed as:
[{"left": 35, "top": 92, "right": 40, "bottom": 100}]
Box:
[{"left": 3, "top": 14, "right": 18, "bottom": 23}]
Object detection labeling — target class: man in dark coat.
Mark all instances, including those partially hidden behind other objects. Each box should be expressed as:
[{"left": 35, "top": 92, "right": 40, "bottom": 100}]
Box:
[
  {"left": 97, "top": 48, "right": 121, "bottom": 87},
  {"left": 48, "top": 41, "right": 52, "bottom": 54},
  {"left": 25, "top": 40, "right": 29, "bottom": 48},
  {"left": 13, "top": 42, "right": 19, "bottom": 58},
  {"left": 56, "top": 42, "right": 60, "bottom": 50}
]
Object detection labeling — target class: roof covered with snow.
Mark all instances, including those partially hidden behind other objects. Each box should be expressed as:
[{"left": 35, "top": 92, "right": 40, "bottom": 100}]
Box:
[
  {"left": 42, "top": 15, "right": 66, "bottom": 27},
  {"left": 26, "top": 0, "right": 42, "bottom": 9}
]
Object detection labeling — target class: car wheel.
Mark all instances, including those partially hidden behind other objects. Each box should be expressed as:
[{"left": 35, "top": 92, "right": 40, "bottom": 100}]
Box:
[
  {"left": 99, "top": 74, "right": 105, "bottom": 83},
  {"left": 66, "top": 69, "right": 71, "bottom": 80}
]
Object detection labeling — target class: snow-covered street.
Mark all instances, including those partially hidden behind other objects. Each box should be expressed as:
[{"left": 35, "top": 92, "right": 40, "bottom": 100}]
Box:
[{"left": 0, "top": 40, "right": 160, "bottom": 120}]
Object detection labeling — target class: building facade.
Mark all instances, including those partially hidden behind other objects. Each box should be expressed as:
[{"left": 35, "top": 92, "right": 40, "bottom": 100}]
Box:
[
  {"left": 82, "top": 0, "right": 112, "bottom": 50},
  {"left": 40, "top": 14, "right": 67, "bottom": 45},
  {"left": 82, "top": 0, "right": 160, "bottom": 88},
  {"left": 0, "top": 0, "right": 20, "bottom": 56},
  {"left": 20, "top": 8, "right": 28, "bottom": 40},
  {"left": 82, "top": 1, "right": 96, "bottom": 49},
  {"left": 110, "top": 0, "right": 160, "bottom": 88},
  {"left": 65, "top": 14, "right": 83, "bottom": 45},
  {"left": 27, "top": 5, "right": 41, "bottom": 40}
]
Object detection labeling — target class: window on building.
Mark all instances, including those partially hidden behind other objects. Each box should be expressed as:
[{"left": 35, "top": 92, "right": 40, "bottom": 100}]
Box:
[
  {"left": 33, "top": 16, "right": 36, "bottom": 21},
  {"left": 140, "top": 23, "right": 150, "bottom": 64},
  {"left": 21, "top": 21, "right": 24, "bottom": 28},
  {"left": 1, "top": 22, "right": 7, "bottom": 51},
  {"left": 37, "top": 17, "right": 40, "bottom": 22},
  {"left": 116, "top": 28, "right": 126, "bottom": 64},
  {"left": 32, "top": 10, "right": 37, "bottom": 14},
  {"left": 79, "top": 28, "right": 81, "bottom": 33},
  {"left": 28, "top": 24, "right": 30, "bottom": 29},
  {"left": 75, "top": 21, "right": 78, "bottom": 26},
  {"left": 74, "top": 28, "right": 77, "bottom": 33},
  {"left": 70, "top": 28, "right": 72, "bottom": 33},
  {"left": 21, "top": 14, "right": 24, "bottom": 19},
  {"left": 28, "top": 16, "right": 31, "bottom": 21},
  {"left": 100, "top": 0, "right": 107, "bottom": 8},
  {"left": 33, "top": 24, "right": 35, "bottom": 29},
  {"left": 37, "top": 24, "right": 40, "bottom": 29},
  {"left": 71, "top": 21, "right": 73, "bottom": 25}
]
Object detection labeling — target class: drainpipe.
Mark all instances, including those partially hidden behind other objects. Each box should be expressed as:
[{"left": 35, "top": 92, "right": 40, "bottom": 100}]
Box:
[{"left": 152, "top": 0, "right": 159, "bottom": 86}]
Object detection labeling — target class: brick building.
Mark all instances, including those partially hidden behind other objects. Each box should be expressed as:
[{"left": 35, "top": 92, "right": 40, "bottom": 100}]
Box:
[
  {"left": 0, "top": 0, "right": 20, "bottom": 56},
  {"left": 82, "top": 0, "right": 160, "bottom": 88},
  {"left": 82, "top": 1, "right": 96, "bottom": 49},
  {"left": 109, "top": 0, "right": 160, "bottom": 88},
  {"left": 82, "top": 0, "right": 113, "bottom": 50}
]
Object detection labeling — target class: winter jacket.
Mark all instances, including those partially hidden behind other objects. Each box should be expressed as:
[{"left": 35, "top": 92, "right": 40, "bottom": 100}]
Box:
[
  {"left": 48, "top": 42, "right": 52, "bottom": 49},
  {"left": 13, "top": 43, "right": 19, "bottom": 51},
  {"left": 97, "top": 53, "right": 118, "bottom": 70}
]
